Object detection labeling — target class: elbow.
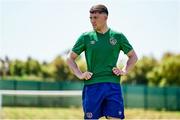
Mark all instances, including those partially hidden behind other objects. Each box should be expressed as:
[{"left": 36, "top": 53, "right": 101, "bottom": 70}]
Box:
[
  {"left": 134, "top": 53, "right": 138, "bottom": 63},
  {"left": 66, "top": 51, "right": 78, "bottom": 65},
  {"left": 129, "top": 51, "right": 138, "bottom": 63},
  {"left": 127, "top": 50, "right": 138, "bottom": 63},
  {"left": 66, "top": 53, "right": 71, "bottom": 65},
  {"left": 66, "top": 52, "right": 76, "bottom": 66},
  {"left": 66, "top": 56, "right": 71, "bottom": 66}
]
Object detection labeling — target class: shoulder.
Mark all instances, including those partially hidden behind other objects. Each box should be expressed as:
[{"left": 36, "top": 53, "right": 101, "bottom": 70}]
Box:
[
  {"left": 110, "top": 29, "right": 128, "bottom": 42},
  {"left": 81, "top": 30, "right": 95, "bottom": 37},
  {"left": 77, "top": 31, "right": 93, "bottom": 40},
  {"left": 110, "top": 29, "right": 124, "bottom": 38},
  {"left": 79, "top": 30, "right": 95, "bottom": 42}
]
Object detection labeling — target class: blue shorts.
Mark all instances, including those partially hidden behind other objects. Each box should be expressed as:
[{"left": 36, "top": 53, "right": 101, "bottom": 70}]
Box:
[{"left": 82, "top": 82, "right": 125, "bottom": 119}]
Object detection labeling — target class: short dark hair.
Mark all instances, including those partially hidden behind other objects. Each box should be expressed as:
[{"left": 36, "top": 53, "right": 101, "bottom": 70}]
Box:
[{"left": 89, "top": 4, "right": 108, "bottom": 15}]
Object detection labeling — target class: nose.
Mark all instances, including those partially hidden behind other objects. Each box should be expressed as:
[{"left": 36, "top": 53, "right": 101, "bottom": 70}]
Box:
[{"left": 91, "top": 19, "right": 96, "bottom": 25}]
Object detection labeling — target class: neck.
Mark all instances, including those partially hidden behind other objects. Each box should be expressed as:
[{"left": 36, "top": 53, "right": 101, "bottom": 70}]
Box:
[{"left": 96, "top": 24, "right": 109, "bottom": 34}]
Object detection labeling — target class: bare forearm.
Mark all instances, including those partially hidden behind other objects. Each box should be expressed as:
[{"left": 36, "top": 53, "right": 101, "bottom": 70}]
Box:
[
  {"left": 123, "top": 50, "right": 138, "bottom": 73},
  {"left": 66, "top": 51, "right": 93, "bottom": 80},
  {"left": 124, "top": 56, "right": 137, "bottom": 72},
  {"left": 66, "top": 58, "right": 82, "bottom": 79}
]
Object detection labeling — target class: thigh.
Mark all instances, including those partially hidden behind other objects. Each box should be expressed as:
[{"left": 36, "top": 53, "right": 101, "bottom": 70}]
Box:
[
  {"left": 103, "top": 83, "right": 125, "bottom": 119},
  {"left": 82, "top": 83, "right": 105, "bottom": 119}
]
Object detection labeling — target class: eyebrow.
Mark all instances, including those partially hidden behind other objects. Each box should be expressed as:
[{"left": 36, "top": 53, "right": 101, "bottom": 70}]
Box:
[
  {"left": 89, "top": 16, "right": 98, "bottom": 19},
  {"left": 90, "top": 11, "right": 103, "bottom": 15},
  {"left": 89, "top": 9, "right": 108, "bottom": 15}
]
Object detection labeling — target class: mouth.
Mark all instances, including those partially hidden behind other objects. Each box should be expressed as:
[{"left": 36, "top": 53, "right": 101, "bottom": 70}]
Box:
[
  {"left": 91, "top": 22, "right": 97, "bottom": 26},
  {"left": 92, "top": 23, "right": 97, "bottom": 27}
]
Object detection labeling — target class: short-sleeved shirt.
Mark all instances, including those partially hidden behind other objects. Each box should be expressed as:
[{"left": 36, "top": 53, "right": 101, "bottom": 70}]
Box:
[{"left": 72, "top": 28, "right": 133, "bottom": 85}]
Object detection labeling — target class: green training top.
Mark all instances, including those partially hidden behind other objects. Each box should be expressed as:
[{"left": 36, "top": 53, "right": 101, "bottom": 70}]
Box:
[{"left": 72, "top": 28, "right": 133, "bottom": 85}]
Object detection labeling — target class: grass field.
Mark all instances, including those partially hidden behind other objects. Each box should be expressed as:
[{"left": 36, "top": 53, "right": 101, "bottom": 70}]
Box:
[{"left": 1, "top": 107, "right": 180, "bottom": 119}]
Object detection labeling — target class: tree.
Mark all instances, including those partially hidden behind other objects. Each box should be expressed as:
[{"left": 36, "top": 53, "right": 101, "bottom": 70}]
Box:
[
  {"left": 51, "top": 56, "right": 77, "bottom": 81},
  {"left": 122, "top": 56, "right": 158, "bottom": 85},
  {"left": 147, "top": 53, "right": 180, "bottom": 86},
  {"left": 40, "top": 61, "right": 54, "bottom": 80},
  {"left": 9, "top": 59, "right": 26, "bottom": 76},
  {"left": 25, "top": 57, "right": 42, "bottom": 76}
]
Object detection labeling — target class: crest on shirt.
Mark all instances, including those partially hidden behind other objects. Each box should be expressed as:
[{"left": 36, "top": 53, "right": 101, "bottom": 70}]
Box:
[
  {"left": 109, "top": 37, "right": 117, "bottom": 45},
  {"left": 90, "top": 40, "right": 96, "bottom": 44}
]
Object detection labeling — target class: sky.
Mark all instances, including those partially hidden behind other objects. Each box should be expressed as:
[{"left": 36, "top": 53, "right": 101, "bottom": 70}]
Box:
[{"left": 0, "top": 0, "right": 180, "bottom": 62}]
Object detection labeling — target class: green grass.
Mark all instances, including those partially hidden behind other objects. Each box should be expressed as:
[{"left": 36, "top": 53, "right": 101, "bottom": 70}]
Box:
[{"left": 1, "top": 107, "right": 180, "bottom": 119}]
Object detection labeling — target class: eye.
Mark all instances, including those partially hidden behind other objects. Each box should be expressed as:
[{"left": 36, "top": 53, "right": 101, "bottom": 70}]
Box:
[{"left": 89, "top": 16, "right": 98, "bottom": 20}]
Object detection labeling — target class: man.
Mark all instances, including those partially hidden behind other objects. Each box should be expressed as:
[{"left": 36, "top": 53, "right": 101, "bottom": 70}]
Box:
[{"left": 67, "top": 4, "right": 138, "bottom": 119}]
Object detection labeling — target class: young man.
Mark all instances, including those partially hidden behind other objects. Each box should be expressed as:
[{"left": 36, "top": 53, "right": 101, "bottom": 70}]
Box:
[{"left": 67, "top": 4, "right": 138, "bottom": 119}]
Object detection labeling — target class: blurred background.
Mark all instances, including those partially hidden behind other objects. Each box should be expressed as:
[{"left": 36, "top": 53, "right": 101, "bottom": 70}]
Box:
[{"left": 0, "top": 0, "right": 180, "bottom": 119}]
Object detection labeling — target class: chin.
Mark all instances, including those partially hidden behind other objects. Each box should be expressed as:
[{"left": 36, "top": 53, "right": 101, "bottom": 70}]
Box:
[{"left": 93, "top": 27, "right": 99, "bottom": 31}]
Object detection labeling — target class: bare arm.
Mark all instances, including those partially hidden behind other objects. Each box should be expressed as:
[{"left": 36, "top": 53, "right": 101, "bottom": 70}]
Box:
[
  {"left": 66, "top": 51, "right": 93, "bottom": 80},
  {"left": 123, "top": 49, "right": 138, "bottom": 74},
  {"left": 113, "top": 50, "right": 138, "bottom": 76}
]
